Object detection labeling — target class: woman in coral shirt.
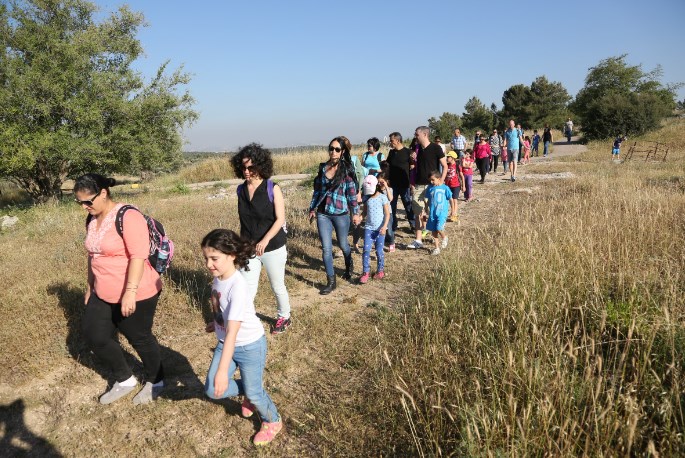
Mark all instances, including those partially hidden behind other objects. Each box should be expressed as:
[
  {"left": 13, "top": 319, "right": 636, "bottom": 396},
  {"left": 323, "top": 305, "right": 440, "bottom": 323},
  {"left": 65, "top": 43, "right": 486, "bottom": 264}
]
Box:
[{"left": 74, "top": 173, "right": 164, "bottom": 405}]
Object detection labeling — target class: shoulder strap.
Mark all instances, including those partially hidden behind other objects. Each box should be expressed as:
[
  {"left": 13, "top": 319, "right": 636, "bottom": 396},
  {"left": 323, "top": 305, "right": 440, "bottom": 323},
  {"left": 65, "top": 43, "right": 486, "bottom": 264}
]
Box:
[
  {"left": 266, "top": 179, "right": 275, "bottom": 203},
  {"left": 114, "top": 204, "right": 138, "bottom": 238}
]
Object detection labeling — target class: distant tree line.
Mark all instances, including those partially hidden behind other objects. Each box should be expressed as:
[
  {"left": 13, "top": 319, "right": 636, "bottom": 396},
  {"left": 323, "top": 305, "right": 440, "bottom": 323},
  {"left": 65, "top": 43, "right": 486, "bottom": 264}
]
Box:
[{"left": 429, "top": 55, "right": 680, "bottom": 143}]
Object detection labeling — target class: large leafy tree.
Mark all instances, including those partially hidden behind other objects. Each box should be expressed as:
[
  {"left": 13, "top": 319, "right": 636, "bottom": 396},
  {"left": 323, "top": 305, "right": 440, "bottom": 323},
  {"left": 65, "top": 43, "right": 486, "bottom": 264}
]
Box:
[
  {"left": 428, "top": 112, "right": 461, "bottom": 142},
  {"left": 461, "top": 96, "right": 493, "bottom": 133},
  {"left": 571, "top": 55, "right": 679, "bottom": 140},
  {"left": 0, "top": 0, "right": 197, "bottom": 202},
  {"left": 529, "top": 76, "right": 571, "bottom": 127},
  {"left": 500, "top": 84, "right": 533, "bottom": 127}
]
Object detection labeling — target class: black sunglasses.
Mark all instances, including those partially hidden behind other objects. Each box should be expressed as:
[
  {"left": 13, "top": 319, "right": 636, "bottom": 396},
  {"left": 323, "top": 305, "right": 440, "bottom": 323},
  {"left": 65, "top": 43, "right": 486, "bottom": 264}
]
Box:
[
  {"left": 74, "top": 191, "right": 101, "bottom": 207},
  {"left": 328, "top": 146, "right": 342, "bottom": 153},
  {"left": 241, "top": 164, "right": 256, "bottom": 172}
]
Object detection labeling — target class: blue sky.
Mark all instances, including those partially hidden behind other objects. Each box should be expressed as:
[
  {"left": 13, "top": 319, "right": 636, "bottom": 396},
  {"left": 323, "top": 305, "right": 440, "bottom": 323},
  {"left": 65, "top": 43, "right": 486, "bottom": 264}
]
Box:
[{"left": 94, "top": 0, "right": 685, "bottom": 151}]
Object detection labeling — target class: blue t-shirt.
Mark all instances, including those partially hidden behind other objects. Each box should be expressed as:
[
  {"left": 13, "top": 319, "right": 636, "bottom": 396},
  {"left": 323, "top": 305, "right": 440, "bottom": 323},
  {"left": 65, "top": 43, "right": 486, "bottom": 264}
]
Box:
[
  {"left": 426, "top": 184, "right": 452, "bottom": 220},
  {"left": 532, "top": 134, "right": 540, "bottom": 146},
  {"left": 364, "top": 193, "right": 390, "bottom": 230},
  {"left": 613, "top": 137, "right": 624, "bottom": 149},
  {"left": 505, "top": 128, "right": 521, "bottom": 150},
  {"left": 362, "top": 152, "right": 383, "bottom": 176}
]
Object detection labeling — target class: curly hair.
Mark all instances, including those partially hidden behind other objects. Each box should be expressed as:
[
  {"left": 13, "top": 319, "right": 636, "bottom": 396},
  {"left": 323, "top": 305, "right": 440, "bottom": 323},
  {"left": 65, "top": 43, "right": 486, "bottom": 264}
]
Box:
[
  {"left": 201, "top": 229, "right": 255, "bottom": 270},
  {"left": 230, "top": 143, "right": 274, "bottom": 179},
  {"left": 74, "top": 173, "right": 116, "bottom": 197}
]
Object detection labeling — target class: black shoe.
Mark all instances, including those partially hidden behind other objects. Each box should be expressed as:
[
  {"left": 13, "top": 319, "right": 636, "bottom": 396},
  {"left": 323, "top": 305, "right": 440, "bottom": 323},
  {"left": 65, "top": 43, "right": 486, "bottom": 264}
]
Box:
[
  {"left": 320, "top": 275, "right": 336, "bottom": 295},
  {"left": 342, "top": 257, "right": 354, "bottom": 280}
]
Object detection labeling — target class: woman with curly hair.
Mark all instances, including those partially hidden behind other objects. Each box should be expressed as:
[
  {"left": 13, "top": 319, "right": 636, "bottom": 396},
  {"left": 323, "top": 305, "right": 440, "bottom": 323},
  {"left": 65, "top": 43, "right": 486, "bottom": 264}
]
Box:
[
  {"left": 308, "top": 137, "right": 361, "bottom": 294},
  {"left": 230, "top": 143, "right": 291, "bottom": 334},
  {"left": 201, "top": 229, "right": 282, "bottom": 446}
]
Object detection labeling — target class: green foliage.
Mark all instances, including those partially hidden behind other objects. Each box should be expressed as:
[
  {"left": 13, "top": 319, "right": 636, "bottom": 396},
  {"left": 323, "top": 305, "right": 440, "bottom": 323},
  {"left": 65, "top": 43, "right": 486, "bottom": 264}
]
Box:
[
  {"left": 461, "top": 96, "right": 493, "bottom": 133},
  {"left": 428, "top": 112, "right": 461, "bottom": 142},
  {"left": 0, "top": 0, "right": 197, "bottom": 203},
  {"left": 500, "top": 77, "right": 571, "bottom": 129},
  {"left": 571, "top": 55, "right": 679, "bottom": 140}
]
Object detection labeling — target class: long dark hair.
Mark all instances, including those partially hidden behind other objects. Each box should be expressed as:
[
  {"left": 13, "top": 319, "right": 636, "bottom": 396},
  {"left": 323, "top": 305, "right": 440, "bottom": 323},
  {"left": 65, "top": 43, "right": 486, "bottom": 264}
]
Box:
[
  {"left": 328, "top": 136, "right": 355, "bottom": 189},
  {"left": 201, "top": 229, "right": 255, "bottom": 270}
]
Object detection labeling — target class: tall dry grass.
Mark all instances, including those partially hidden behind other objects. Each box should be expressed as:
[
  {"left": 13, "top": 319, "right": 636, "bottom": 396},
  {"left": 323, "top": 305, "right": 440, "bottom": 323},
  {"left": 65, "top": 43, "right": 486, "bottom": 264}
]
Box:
[{"left": 367, "top": 119, "right": 685, "bottom": 456}]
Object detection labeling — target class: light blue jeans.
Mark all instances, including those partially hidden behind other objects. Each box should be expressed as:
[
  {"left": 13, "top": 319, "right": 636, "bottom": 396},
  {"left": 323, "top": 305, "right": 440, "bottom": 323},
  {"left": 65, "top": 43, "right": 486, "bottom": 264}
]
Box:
[
  {"left": 316, "top": 212, "right": 352, "bottom": 277},
  {"left": 544, "top": 141, "right": 550, "bottom": 156},
  {"left": 205, "top": 335, "right": 280, "bottom": 423},
  {"left": 241, "top": 245, "right": 290, "bottom": 319}
]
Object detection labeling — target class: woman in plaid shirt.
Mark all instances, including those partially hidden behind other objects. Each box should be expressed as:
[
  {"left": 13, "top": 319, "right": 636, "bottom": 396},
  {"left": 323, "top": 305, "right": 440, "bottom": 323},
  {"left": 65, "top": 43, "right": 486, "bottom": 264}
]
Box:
[{"left": 309, "top": 137, "right": 361, "bottom": 295}]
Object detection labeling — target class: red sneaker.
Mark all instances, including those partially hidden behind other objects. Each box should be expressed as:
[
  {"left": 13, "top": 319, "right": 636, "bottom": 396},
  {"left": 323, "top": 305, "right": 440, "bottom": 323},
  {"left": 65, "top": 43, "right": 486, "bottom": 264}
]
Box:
[
  {"left": 253, "top": 420, "right": 283, "bottom": 446},
  {"left": 359, "top": 272, "right": 370, "bottom": 284},
  {"left": 373, "top": 271, "right": 385, "bottom": 280}
]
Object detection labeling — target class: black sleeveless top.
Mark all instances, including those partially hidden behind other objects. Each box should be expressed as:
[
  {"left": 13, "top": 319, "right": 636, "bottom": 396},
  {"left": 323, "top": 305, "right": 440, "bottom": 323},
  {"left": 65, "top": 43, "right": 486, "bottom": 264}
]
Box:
[{"left": 237, "top": 180, "right": 287, "bottom": 253}]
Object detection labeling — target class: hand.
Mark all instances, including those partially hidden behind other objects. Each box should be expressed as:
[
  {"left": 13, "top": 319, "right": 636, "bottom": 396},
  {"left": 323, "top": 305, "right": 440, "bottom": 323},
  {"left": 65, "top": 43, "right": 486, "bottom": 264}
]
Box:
[
  {"left": 213, "top": 371, "right": 229, "bottom": 398},
  {"left": 205, "top": 321, "right": 215, "bottom": 333},
  {"left": 380, "top": 227, "right": 387, "bottom": 235},
  {"left": 309, "top": 211, "right": 316, "bottom": 224},
  {"left": 352, "top": 214, "right": 361, "bottom": 226},
  {"left": 121, "top": 291, "right": 137, "bottom": 317},
  {"left": 255, "top": 238, "right": 270, "bottom": 256}
]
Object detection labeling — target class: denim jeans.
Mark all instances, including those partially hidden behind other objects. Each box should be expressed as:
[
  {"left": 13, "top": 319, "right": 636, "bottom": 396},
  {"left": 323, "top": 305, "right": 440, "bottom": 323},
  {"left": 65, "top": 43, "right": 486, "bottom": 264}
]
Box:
[
  {"left": 544, "top": 141, "right": 550, "bottom": 156},
  {"left": 385, "top": 214, "right": 395, "bottom": 245},
  {"left": 83, "top": 292, "right": 164, "bottom": 383},
  {"left": 241, "top": 245, "right": 290, "bottom": 319},
  {"left": 390, "top": 186, "right": 414, "bottom": 231},
  {"left": 205, "top": 335, "right": 280, "bottom": 423},
  {"left": 363, "top": 229, "right": 386, "bottom": 273},
  {"left": 316, "top": 212, "right": 351, "bottom": 277}
]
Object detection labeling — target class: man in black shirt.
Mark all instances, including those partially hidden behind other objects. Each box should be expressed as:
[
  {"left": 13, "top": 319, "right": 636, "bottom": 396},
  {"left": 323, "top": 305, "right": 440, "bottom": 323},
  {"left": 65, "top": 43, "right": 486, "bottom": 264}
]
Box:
[
  {"left": 406, "top": 126, "right": 447, "bottom": 250},
  {"left": 386, "top": 132, "right": 415, "bottom": 232}
]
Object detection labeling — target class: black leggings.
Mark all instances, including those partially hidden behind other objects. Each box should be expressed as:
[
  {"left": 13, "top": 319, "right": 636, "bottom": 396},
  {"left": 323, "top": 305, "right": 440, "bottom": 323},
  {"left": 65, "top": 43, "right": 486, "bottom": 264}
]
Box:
[
  {"left": 491, "top": 155, "right": 500, "bottom": 172},
  {"left": 476, "top": 157, "right": 489, "bottom": 181},
  {"left": 83, "top": 292, "right": 164, "bottom": 383}
]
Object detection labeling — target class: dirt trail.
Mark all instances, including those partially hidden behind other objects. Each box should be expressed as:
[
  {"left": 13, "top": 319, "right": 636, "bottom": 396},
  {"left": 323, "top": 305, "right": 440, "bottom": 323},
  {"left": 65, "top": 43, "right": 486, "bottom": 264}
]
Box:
[{"left": 1, "top": 140, "right": 586, "bottom": 457}]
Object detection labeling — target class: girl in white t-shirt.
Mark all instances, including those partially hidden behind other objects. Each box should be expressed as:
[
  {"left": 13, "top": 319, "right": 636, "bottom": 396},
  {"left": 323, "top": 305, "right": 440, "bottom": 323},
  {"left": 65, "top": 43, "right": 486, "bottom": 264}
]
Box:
[{"left": 202, "top": 229, "right": 282, "bottom": 446}]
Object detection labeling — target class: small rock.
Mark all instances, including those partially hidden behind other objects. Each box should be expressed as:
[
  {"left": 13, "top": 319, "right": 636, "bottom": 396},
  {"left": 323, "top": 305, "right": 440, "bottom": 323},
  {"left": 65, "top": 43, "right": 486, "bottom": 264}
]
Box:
[{"left": 1, "top": 215, "right": 18, "bottom": 229}]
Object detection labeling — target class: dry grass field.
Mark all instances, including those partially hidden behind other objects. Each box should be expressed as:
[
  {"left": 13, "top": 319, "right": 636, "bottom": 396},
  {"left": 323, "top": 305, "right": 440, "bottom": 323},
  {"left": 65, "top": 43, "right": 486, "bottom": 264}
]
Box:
[{"left": 0, "top": 119, "right": 684, "bottom": 456}]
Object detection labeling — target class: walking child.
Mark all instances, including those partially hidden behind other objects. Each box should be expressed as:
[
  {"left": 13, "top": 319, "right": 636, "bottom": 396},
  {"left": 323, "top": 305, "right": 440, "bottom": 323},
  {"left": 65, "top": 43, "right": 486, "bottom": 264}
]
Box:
[
  {"left": 422, "top": 171, "right": 452, "bottom": 255},
  {"left": 444, "top": 151, "right": 463, "bottom": 221},
  {"left": 522, "top": 136, "right": 531, "bottom": 164},
  {"left": 377, "top": 171, "right": 396, "bottom": 252},
  {"left": 532, "top": 130, "right": 540, "bottom": 157},
  {"left": 202, "top": 229, "right": 282, "bottom": 446},
  {"left": 612, "top": 134, "right": 626, "bottom": 161},
  {"left": 461, "top": 150, "right": 474, "bottom": 201},
  {"left": 359, "top": 175, "right": 390, "bottom": 283}
]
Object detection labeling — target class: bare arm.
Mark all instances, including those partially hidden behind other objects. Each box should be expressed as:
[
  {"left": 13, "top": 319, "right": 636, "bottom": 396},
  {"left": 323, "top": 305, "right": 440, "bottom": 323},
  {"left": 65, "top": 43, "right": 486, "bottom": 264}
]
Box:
[
  {"left": 121, "top": 258, "right": 145, "bottom": 317},
  {"left": 256, "top": 184, "right": 286, "bottom": 256},
  {"left": 439, "top": 157, "right": 448, "bottom": 182},
  {"left": 213, "top": 320, "right": 241, "bottom": 397}
]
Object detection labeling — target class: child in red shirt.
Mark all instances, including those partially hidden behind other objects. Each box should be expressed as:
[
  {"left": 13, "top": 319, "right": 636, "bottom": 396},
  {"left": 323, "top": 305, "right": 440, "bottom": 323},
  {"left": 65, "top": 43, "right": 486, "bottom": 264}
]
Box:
[
  {"left": 462, "top": 150, "right": 475, "bottom": 201},
  {"left": 445, "top": 151, "right": 464, "bottom": 220}
]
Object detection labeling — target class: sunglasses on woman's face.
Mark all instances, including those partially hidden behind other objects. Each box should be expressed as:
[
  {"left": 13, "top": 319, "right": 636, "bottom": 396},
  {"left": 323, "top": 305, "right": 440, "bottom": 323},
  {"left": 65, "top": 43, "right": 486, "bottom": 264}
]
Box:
[
  {"left": 241, "top": 164, "right": 256, "bottom": 172},
  {"left": 328, "top": 146, "right": 342, "bottom": 153},
  {"left": 74, "top": 191, "right": 101, "bottom": 207}
]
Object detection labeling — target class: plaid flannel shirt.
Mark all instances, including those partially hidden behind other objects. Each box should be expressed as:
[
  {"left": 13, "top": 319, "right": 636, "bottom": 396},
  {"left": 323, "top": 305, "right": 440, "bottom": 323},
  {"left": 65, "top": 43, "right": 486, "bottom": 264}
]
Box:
[
  {"left": 451, "top": 135, "right": 467, "bottom": 151},
  {"left": 309, "top": 163, "right": 359, "bottom": 215}
]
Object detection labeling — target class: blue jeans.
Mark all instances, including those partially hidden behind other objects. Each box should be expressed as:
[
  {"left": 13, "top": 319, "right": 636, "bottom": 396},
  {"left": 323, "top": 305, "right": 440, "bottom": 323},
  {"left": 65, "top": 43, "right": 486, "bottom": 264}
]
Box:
[
  {"left": 543, "top": 141, "right": 550, "bottom": 156},
  {"left": 205, "top": 336, "right": 280, "bottom": 423},
  {"left": 363, "top": 229, "right": 386, "bottom": 273},
  {"left": 316, "top": 212, "right": 351, "bottom": 277},
  {"left": 241, "top": 245, "right": 290, "bottom": 319},
  {"left": 390, "top": 186, "right": 414, "bottom": 231},
  {"left": 385, "top": 214, "right": 394, "bottom": 245}
]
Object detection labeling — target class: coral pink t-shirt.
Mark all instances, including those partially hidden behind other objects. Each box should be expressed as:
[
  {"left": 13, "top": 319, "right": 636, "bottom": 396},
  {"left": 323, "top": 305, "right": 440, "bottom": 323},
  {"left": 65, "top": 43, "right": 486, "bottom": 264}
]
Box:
[{"left": 85, "top": 203, "right": 162, "bottom": 303}]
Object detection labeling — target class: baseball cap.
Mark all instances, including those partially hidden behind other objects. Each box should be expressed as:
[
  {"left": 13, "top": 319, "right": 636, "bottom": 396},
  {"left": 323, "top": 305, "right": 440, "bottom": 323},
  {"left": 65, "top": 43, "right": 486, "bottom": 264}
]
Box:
[
  {"left": 362, "top": 175, "right": 378, "bottom": 195},
  {"left": 446, "top": 151, "right": 458, "bottom": 159}
]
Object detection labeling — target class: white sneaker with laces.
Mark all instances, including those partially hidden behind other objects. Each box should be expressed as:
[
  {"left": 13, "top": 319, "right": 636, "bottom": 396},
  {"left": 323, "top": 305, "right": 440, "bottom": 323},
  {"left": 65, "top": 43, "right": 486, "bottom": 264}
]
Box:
[
  {"left": 406, "top": 240, "right": 423, "bottom": 250},
  {"left": 441, "top": 236, "right": 449, "bottom": 249},
  {"left": 431, "top": 248, "right": 441, "bottom": 256}
]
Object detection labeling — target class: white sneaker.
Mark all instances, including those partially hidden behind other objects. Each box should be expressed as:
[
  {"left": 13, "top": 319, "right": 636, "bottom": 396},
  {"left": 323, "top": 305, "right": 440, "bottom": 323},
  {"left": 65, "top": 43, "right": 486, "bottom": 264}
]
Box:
[
  {"left": 406, "top": 240, "right": 423, "bottom": 250},
  {"left": 431, "top": 248, "right": 441, "bottom": 256},
  {"left": 441, "top": 236, "right": 449, "bottom": 249}
]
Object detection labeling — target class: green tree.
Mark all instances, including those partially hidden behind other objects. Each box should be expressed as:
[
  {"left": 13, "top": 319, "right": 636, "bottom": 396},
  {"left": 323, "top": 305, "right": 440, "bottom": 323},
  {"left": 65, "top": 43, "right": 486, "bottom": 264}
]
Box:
[
  {"left": 500, "top": 84, "right": 533, "bottom": 127},
  {"left": 428, "top": 112, "right": 461, "bottom": 143},
  {"left": 0, "top": 0, "right": 197, "bottom": 202},
  {"left": 529, "top": 76, "right": 572, "bottom": 127},
  {"left": 461, "top": 96, "right": 493, "bottom": 133},
  {"left": 571, "top": 55, "right": 679, "bottom": 140}
]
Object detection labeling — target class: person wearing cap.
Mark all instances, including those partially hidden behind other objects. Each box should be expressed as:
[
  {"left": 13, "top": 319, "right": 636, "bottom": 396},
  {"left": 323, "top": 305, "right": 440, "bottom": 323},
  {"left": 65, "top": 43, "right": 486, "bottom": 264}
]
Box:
[
  {"left": 444, "top": 151, "right": 463, "bottom": 221},
  {"left": 359, "top": 175, "right": 390, "bottom": 284}
]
